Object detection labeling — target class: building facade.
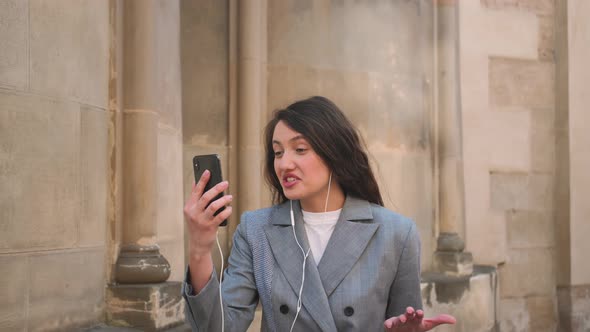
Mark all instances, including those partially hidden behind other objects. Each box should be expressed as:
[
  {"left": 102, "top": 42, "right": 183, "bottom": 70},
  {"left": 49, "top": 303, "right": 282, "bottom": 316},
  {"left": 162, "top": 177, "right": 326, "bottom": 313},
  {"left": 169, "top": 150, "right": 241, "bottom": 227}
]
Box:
[{"left": 0, "top": 0, "right": 588, "bottom": 331}]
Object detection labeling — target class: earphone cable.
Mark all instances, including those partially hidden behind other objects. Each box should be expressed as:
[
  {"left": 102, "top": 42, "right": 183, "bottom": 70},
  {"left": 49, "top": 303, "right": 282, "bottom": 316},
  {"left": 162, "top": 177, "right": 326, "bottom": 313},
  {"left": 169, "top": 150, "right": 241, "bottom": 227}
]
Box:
[{"left": 216, "top": 230, "right": 225, "bottom": 332}]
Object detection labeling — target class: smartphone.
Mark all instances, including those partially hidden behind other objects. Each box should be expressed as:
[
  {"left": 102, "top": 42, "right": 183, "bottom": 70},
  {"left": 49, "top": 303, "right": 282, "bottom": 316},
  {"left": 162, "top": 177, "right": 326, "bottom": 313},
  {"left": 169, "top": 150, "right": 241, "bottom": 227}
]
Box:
[{"left": 193, "top": 154, "right": 227, "bottom": 226}]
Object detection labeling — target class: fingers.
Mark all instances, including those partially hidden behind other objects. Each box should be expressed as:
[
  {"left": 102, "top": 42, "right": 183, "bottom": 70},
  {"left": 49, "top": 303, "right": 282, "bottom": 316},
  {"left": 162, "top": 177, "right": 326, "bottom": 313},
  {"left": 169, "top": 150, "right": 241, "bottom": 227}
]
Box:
[
  {"left": 406, "top": 306, "right": 416, "bottom": 320},
  {"left": 212, "top": 205, "right": 233, "bottom": 226},
  {"left": 416, "top": 309, "right": 424, "bottom": 320},
  {"left": 194, "top": 169, "right": 211, "bottom": 198},
  {"left": 206, "top": 194, "right": 233, "bottom": 218},
  {"left": 199, "top": 180, "right": 229, "bottom": 210},
  {"left": 383, "top": 316, "right": 400, "bottom": 329},
  {"left": 422, "top": 314, "right": 457, "bottom": 330},
  {"left": 385, "top": 313, "right": 406, "bottom": 328},
  {"left": 383, "top": 307, "right": 425, "bottom": 330},
  {"left": 430, "top": 314, "right": 456, "bottom": 325}
]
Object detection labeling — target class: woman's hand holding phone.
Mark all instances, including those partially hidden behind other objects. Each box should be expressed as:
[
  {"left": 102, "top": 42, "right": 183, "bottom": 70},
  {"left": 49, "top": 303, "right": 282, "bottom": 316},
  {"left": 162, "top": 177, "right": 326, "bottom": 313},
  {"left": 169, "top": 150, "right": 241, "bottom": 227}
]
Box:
[
  {"left": 183, "top": 169, "right": 234, "bottom": 293},
  {"left": 184, "top": 169, "right": 234, "bottom": 257}
]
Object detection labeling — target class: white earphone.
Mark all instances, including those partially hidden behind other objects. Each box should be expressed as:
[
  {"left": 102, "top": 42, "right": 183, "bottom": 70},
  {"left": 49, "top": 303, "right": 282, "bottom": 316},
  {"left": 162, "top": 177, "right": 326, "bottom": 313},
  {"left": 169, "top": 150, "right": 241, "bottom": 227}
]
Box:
[{"left": 289, "top": 172, "right": 332, "bottom": 332}]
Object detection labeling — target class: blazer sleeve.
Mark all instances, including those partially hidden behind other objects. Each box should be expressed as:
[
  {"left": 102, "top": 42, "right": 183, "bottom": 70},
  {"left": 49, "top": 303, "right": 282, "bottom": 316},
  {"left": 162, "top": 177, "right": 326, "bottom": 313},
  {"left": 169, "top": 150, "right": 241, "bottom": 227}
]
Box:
[
  {"left": 182, "top": 212, "right": 259, "bottom": 332},
  {"left": 386, "top": 222, "right": 423, "bottom": 317}
]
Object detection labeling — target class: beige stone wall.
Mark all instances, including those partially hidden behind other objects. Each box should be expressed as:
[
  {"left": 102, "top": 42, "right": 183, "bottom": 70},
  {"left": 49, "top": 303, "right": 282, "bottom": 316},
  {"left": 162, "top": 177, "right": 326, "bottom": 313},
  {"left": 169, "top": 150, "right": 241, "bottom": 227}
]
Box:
[
  {"left": 0, "top": 0, "right": 109, "bottom": 330},
  {"left": 459, "top": 1, "right": 558, "bottom": 330},
  {"left": 267, "top": 0, "right": 436, "bottom": 271},
  {"left": 180, "top": 0, "right": 232, "bottom": 269},
  {"left": 153, "top": 0, "right": 185, "bottom": 283}
]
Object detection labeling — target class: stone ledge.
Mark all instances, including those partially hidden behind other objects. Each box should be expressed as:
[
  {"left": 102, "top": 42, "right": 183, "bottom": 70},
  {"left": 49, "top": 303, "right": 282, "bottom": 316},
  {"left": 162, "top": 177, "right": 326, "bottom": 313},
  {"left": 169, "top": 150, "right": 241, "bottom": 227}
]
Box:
[
  {"left": 106, "top": 282, "right": 184, "bottom": 332},
  {"left": 421, "top": 265, "right": 498, "bottom": 332}
]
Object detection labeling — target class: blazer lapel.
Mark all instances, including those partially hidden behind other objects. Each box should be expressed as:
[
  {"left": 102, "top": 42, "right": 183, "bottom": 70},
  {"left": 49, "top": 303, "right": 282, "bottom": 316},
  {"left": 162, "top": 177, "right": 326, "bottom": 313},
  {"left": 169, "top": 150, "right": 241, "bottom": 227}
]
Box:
[
  {"left": 264, "top": 201, "right": 337, "bottom": 331},
  {"left": 317, "top": 196, "right": 379, "bottom": 297}
]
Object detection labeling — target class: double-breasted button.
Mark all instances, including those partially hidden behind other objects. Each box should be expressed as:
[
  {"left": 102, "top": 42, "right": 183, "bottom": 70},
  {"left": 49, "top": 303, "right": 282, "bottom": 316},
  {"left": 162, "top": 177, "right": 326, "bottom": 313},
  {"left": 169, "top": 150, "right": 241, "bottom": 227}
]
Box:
[
  {"left": 280, "top": 304, "right": 289, "bottom": 314},
  {"left": 344, "top": 306, "right": 354, "bottom": 317}
]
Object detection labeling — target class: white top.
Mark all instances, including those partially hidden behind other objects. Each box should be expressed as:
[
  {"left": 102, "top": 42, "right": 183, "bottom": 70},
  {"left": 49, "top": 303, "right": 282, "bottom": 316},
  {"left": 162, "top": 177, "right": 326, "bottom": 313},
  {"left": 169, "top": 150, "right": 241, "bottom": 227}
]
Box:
[{"left": 302, "top": 209, "right": 342, "bottom": 265}]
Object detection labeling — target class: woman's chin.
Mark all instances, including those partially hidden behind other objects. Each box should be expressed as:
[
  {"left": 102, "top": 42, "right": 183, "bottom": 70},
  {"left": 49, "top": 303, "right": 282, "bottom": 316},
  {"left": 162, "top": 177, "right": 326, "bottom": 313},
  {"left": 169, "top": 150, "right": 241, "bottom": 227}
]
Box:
[{"left": 282, "top": 190, "right": 302, "bottom": 201}]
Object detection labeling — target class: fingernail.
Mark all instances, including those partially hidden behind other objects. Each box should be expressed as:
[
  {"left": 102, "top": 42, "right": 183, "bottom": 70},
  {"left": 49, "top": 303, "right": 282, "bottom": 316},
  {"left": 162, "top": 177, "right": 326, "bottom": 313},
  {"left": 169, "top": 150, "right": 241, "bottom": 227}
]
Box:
[
  {"left": 204, "top": 169, "right": 210, "bottom": 175},
  {"left": 228, "top": 195, "right": 233, "bottom": 201}
]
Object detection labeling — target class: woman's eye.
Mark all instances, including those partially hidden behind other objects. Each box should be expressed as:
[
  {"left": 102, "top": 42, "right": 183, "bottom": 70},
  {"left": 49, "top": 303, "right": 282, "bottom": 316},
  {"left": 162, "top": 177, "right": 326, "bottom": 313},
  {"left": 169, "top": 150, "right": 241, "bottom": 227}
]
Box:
[
  {"left": 296, "top": 148, "right": 307, "bottom": 154},
  {"left": 274, "top": 151, "right": 283, "bottom": 157}
]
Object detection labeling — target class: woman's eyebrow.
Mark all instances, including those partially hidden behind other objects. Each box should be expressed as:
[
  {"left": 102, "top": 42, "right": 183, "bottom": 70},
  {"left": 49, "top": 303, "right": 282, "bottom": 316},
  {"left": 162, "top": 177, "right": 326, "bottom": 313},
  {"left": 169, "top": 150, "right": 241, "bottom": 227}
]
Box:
[
  {"left": 290, "top": 135, "right": 306, "bottom": 142},
  {"left": 272, "top": 135, "right": 306, "bottom": 145}
]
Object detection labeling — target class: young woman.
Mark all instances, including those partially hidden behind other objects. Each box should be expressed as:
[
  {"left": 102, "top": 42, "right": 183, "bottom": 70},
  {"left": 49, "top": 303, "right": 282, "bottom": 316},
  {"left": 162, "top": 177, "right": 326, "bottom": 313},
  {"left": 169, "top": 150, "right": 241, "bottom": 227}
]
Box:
[{"left": 183, "top": 96, "right": 455, "bottom": 331}]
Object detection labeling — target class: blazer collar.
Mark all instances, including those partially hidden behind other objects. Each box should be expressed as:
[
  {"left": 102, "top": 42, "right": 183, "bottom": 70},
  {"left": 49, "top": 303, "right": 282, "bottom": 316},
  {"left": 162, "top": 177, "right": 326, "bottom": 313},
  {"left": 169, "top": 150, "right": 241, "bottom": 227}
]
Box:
[
  {"left": 269, "top": 195, "right": 374, "bottom": 226},
  {"left": 264, "top": 196, "right": 379, "bottom": 329}
]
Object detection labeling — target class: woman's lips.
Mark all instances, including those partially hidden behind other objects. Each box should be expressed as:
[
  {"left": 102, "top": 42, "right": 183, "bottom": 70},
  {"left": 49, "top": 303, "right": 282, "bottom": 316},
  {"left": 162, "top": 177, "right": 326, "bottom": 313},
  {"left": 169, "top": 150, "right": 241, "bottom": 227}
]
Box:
[{"left": 282, "top": 176, "right": 299, "bottom": 188}]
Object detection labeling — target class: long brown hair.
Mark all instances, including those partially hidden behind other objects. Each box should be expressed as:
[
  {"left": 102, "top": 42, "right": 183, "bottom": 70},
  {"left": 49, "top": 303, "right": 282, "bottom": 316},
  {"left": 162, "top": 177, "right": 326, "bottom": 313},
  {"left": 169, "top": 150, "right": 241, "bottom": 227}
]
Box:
[{"left": 264, "top": 96, "right": 383, "bottom": 206}]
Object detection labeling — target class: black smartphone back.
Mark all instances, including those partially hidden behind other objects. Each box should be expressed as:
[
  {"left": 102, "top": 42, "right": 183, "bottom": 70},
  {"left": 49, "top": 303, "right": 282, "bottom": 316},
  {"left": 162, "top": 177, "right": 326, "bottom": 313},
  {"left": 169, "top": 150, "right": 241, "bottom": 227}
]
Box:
[{"left": 193, "top": 154, "right": 227, "bottom": 226}]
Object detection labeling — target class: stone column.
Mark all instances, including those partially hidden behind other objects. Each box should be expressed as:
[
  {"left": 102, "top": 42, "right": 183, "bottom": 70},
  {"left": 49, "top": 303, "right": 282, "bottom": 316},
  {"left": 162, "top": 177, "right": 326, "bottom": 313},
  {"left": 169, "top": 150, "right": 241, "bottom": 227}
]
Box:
[
  {"left": 114, "top": 0, "right": 170, "bottom": 285},
  {"left": 106, "top": 1, "right": 182, "bottom": 330},
  {"left": 237, "top": 0, "right": 266, "bottom": 215},
  {"left": 433, "top": 0, "right": 473, "bottom": 277},
  {"left": 556, "top": 0, "right": 590, "bottom": 330}
]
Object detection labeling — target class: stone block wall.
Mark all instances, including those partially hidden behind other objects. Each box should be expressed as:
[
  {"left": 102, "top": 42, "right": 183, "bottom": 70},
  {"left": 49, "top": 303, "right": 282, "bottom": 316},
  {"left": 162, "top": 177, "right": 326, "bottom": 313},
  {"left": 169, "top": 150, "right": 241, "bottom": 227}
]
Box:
[
  {"left": 0, "top": 0, "right": 109, "bottom": 330},
  {"left": 459, "top": 1, "right": 558, "bottom": 330}
]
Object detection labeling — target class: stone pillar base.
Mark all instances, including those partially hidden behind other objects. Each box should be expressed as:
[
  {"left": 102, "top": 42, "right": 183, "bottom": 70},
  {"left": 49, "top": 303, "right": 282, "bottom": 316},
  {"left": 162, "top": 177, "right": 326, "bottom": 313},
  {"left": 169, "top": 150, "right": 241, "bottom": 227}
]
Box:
[
  {"left": 433, "top": 251, "right": 474, "bottom": 277},
  {"left": 557, "top": 284, "right": 590, "bottom": 332},
  {"left": 421, "top": 266, "right": 498, "bottom": 332},
  {"left": 106, "top": 282, "right": 184, "bottom": 331}
]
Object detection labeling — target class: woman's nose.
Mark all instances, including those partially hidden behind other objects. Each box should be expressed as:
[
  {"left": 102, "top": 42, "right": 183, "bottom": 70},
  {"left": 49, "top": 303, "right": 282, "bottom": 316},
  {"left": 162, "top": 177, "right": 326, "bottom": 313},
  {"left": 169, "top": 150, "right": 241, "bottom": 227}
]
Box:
[{"left": 277, "top": 153, "right": 295, "bottom": 170}]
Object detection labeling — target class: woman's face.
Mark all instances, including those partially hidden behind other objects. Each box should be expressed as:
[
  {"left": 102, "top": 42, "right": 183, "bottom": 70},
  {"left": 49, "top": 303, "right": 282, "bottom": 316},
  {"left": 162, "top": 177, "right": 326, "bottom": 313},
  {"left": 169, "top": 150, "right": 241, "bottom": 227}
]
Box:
[{"left": 272, "top": 120, "right": 331, "bottom": 208}]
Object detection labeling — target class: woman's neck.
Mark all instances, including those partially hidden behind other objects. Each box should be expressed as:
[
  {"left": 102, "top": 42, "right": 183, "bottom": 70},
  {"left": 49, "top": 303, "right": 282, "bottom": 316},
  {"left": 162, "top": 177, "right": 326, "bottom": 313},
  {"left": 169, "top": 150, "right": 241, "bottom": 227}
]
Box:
[{"left": 300, "top": 185, "right": 345, "bottom": 212}]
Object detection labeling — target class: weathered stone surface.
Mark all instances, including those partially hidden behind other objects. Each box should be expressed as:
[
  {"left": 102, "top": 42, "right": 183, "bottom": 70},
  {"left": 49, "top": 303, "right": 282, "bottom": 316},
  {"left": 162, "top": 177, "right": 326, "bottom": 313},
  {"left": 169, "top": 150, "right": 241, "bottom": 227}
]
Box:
[
  {"left": 489, "top": 57, "right": 554, "bottom": 108},
  {"left": 433, "top": 251, "right": 474, "bottom": 277},
  {"left": 268, "top": 0, "right": 432, "bottom": 74},
  {"left": 530, "top": 109, "right": 555, "bottom": 172},
  {"left": 115, "top": 245, "right": 171, "bottom": 284},
  {"left": 507, "top": 210, "right": 554, "bottom": 248},
  {"left": 106, "top": 282, "right": 184, "bottom": 331},
  {"left": 267, "top": 65, "right": 321, "bottom": 116},
  {"left": 500, "top": 296, "right": 558, "bottom": 332},
  {"left": 0, "top": 92, "right": 80, "bottom": 250},
  {"left": 538, "top": 15, "right": 555, "bottom": 61},
  {"left": 0, "top": 256, "right": 27, "bottom": 331},
  {"left": 568, "top": 0, "right": 590, "bottom": 287},
  {"left": 154, "top": 1, "right": 182, "bottom": 130},
  {"left": 28, "top": 249, "right": 105, "bottom": 331},
  {"left": 490, "top": 171, "right": 553, "bottom": 211},
  {"left": 29, "top": 0, "right": 108, "bottom": 107},
  {"left": 157, "top": 127, "right": 184, "bottom": 282},
  {"left": 478, "top": 110, "right": 531, "bottom": 171},
  {"left": 180, "top": 0, "right": 228, "bottom": 146},
  {"left": 79, "top": 106, "right": 108, "bottom": 247},
  {"left": 421, "top": 267, "right": 497, "bottom": 332},
  {"left": 499, "top": 297, "right": 529, "bottom": 332},
  {"left": 0, "top": 0, "right": 28, "bottom": 90},
  {"left": 499, "top": 248, "right": 555, "bottom": 297},
  {"left": 484, "top": 8, "right": 539, "bottom": 59},
  {"left": 317, "top": 68, "right": 370, "bottom": 136},
  {"left": 526, "top": 296, "right": 557, "bottom": 332},
  {"left": 558, "top": 285, "right": 590, "bottom": 332},
  {"left": 368, "top": 71, "right": 429, "bottom": 151},
  {"left": 481, "top": 0, "right": 555, "bottom": 15},
  {"left": 436, "top": 232, "right": 466, "bottom": 252}
]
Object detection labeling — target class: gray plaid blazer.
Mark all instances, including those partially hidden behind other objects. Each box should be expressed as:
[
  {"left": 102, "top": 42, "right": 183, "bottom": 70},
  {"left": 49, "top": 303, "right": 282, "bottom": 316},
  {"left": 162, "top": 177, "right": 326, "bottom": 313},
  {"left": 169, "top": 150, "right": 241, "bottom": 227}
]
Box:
[{"left": 182, "top": 196, "right": 422, "bottom": 331}]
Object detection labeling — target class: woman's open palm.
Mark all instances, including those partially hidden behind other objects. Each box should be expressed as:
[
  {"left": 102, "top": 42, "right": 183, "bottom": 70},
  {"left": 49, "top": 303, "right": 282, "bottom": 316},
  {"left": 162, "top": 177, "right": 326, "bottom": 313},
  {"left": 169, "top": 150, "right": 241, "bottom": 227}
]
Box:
[{"left": 384, "top": 307, "right": 456, "bottom": 332}]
